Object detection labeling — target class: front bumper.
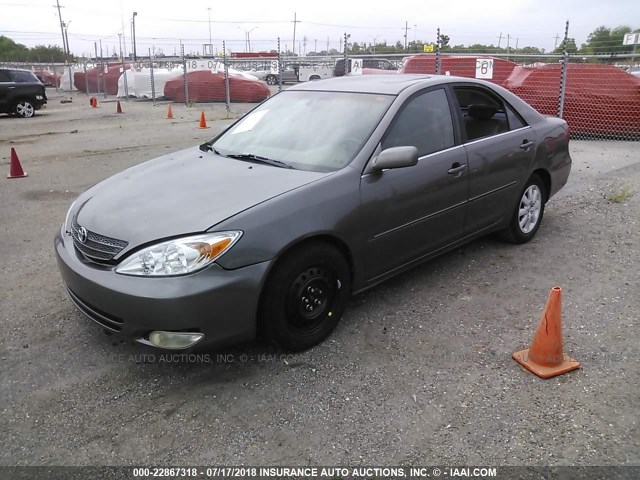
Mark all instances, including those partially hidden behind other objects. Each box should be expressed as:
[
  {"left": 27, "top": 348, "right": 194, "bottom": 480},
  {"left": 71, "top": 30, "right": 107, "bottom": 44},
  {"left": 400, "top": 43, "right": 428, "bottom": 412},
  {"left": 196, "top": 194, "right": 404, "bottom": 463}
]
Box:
[{"left": 54, "top": 231, "right": 272, "bottom": 350}]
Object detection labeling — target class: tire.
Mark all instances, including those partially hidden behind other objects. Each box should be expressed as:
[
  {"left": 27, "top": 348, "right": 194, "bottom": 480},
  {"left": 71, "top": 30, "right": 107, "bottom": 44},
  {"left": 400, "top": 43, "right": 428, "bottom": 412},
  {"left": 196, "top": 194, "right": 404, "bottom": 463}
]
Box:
[
  {"left": 259, "top": 242, "right": 351, "bottom": 351},
  {"left": 309, "top": 75, "right": 321, "bottom": 81},
  {"left": 14, "top": 99, "right": 36, "bottom": 118},
  {"left": 502, "top": 173, "right": 547, "bottom": 244},
  {"left": 266, "top": 75, "right": 277, "bottom": 85}
]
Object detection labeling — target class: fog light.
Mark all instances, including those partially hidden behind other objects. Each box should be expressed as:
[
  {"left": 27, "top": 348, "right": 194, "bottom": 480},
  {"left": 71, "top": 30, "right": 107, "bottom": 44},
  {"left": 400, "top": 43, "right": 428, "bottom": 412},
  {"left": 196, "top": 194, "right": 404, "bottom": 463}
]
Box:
[{"left": 147, "top": 331, "right": 204, "bottom": 349}]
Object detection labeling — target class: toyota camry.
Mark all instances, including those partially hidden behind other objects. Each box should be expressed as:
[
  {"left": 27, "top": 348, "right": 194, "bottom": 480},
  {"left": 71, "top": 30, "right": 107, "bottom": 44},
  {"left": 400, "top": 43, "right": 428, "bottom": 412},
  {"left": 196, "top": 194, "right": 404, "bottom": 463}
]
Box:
[{"left": 55, "top": 74, "right": 571, "bottom": 351}]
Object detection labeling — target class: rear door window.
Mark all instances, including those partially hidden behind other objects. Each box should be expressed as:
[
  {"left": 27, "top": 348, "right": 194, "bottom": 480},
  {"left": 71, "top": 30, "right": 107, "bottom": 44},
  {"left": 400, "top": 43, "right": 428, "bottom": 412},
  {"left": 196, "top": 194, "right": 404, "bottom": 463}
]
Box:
[{"left": 453, "top": 87, "right": 511, "bottom": 141}]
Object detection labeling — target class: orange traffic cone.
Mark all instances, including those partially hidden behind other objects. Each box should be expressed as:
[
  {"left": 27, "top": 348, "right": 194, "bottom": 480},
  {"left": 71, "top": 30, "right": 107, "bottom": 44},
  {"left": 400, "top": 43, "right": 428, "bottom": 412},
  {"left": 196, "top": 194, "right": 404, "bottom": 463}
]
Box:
[
  {"left": 166, "top": 104, "right": 174, "bottom": 119},
  {"left": 116, "top": 100, "right": 123, "bottom": 114},
  {"left": 512, "top": 286, "right": 580, "bottom": 378},
  {"left": 92, "top": 97, "right": 98, "bottom": 108},
  {"left": 198, "top": 111, "right": 209, "bottom": 129},
  {"left": 7, "top": 147, "right": 27, "bottom": 179}
]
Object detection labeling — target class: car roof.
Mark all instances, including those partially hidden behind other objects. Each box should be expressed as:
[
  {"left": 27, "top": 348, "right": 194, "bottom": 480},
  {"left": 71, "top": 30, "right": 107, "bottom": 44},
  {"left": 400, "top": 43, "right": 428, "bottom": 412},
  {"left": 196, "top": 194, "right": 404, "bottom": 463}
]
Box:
[
  {"left": 287, "top": 74, "right": 546, "bottom": 125},
  {"left": 288, "top": 74, "right": 498, "bottom": 95}
]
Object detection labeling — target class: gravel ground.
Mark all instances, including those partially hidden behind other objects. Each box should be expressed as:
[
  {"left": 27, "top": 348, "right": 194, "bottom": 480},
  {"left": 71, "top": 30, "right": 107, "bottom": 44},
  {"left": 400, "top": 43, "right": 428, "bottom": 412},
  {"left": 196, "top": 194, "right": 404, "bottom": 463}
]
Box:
[{"left": 0, "top": 89, "right": 638, "bottom": 468}]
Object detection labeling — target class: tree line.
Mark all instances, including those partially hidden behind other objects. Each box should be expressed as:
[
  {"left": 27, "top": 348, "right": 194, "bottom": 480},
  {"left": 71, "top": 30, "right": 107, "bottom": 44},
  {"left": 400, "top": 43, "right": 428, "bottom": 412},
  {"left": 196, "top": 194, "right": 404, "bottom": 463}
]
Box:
[{"left": 1, "top": 25, "right": 638, "bottom": 62}]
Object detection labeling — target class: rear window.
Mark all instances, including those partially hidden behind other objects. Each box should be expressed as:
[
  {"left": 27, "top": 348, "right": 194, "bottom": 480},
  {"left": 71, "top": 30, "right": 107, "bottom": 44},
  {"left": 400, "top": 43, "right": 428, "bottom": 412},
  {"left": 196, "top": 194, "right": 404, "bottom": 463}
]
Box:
[{"left": 10, "top": 71, "right": 40, "bottom": 83}]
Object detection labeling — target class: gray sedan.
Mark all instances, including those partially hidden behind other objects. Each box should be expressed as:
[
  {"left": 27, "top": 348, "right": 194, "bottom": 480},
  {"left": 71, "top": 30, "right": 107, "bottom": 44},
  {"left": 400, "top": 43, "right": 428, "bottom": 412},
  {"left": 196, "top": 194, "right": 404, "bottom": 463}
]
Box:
[{"left": 55, "top": 75, "right": 571, "bottom": 351}]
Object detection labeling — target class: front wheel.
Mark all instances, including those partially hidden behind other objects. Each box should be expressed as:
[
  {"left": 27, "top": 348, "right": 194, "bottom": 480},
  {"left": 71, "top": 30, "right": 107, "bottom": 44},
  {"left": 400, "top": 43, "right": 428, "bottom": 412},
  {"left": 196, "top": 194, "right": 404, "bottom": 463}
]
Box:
[
  {"left": 266, "top": 75, "right": 277, "bottom": 85},
  {"left": 259, "top": 243, "right": 351, "bottom": 351},
  {"left": 14, "top": 100, "right": 35, "bottom": 118},
  {"left": 502, "top": 173, "right": 546, "bottom": 244}
]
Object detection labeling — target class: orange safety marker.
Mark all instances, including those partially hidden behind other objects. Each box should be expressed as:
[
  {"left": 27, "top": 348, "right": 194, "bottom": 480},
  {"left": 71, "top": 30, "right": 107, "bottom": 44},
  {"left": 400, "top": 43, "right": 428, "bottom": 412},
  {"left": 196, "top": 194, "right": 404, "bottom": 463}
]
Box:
[
  {"left": 116, "top": 100, "right": 123, "bottom": 113},
  {"left": 7, "top": 147, "right": 28, "bottom": 179},
  {"left": 166, "top": 104, "right": 174, "bottom": 119},
  {"left": 198, "top": 111, "right": 209, "bottom": 129},
  {"left": 512, "top": 286, "right": 580, "bottom": 378}
]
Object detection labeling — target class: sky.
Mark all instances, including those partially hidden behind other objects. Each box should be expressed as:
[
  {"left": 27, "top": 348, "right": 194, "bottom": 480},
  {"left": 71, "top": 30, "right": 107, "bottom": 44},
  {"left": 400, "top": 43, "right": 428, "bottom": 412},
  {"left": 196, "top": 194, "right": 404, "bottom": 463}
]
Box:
[{"left": 1, "top": 0, "right": 639, "bottom": 58}]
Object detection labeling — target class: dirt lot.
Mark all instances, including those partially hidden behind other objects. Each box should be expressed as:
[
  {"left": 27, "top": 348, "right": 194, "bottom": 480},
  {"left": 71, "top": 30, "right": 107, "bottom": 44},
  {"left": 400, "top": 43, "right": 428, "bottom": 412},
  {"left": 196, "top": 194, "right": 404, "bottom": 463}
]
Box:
[{"left": 1, "top": 89, "right": 639, "bottom": 468}]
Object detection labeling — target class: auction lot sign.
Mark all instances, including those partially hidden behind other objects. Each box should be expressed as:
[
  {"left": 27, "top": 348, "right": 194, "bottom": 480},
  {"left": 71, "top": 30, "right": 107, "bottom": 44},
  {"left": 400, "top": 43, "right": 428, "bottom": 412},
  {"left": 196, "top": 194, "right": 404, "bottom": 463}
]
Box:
[{"left": 0, "top": 466, "right": 637, "bottom": 479}]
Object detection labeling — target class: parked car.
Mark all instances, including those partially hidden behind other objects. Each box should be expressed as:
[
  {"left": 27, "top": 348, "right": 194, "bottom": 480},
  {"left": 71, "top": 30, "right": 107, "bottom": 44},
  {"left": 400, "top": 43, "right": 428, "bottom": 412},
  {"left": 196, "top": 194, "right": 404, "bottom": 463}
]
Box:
[
  {"left": 55, "top": 75, "right": 571, "bottom": 352},
  {"left": 0, "top": 68, "right": 47, "bottom": 118},
  {"left": 163, "top": 70, "right": 270, "bottom": 103},
  {"left": 334, "top": 58, "right": 397, "bottom": 76},
  {"left": 249, "top": 65, "right": 299, "bottom": 85}
]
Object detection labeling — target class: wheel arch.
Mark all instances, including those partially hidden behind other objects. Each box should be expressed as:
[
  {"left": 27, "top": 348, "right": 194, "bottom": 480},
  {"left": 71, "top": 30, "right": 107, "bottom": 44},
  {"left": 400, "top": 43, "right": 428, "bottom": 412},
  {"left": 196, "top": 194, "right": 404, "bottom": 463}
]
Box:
[
  {"left": 530, "top": 168, "right": 551, "bottom": 202},
  {"left": 256, "top": 234, "right": 355, "bottom": 314}
]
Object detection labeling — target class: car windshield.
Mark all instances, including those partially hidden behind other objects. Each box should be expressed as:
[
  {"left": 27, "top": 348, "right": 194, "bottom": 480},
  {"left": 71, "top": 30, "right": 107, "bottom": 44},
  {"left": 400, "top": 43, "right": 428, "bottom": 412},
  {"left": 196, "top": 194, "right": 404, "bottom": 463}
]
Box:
[{"left": 212, "top": 90, "right": 394, "bottom": 172}]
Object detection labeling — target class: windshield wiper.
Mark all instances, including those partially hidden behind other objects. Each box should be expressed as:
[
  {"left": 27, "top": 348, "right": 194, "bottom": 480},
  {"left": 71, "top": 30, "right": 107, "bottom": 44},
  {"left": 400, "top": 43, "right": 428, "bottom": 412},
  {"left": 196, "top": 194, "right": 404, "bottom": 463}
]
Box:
[{"left": 226, "top": 153, "right": 293, "bottom": 169}]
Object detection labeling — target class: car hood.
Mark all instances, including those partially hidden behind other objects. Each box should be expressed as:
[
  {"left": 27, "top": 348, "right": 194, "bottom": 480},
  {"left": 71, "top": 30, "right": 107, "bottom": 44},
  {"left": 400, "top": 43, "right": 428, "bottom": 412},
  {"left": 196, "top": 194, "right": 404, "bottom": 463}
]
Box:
[{"left": 74, "top": 146, "right": 329, "bottom": 251}]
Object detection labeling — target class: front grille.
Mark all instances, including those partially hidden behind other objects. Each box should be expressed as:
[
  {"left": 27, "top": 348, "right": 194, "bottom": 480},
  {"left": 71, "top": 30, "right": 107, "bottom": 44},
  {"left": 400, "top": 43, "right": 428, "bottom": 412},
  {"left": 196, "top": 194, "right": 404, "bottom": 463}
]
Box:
[
  {"left": 67, "top": 287, "right": 124, "bottom": 332},
  {"left": 71, "top": 217, "right": 128, "bottom": 262}
]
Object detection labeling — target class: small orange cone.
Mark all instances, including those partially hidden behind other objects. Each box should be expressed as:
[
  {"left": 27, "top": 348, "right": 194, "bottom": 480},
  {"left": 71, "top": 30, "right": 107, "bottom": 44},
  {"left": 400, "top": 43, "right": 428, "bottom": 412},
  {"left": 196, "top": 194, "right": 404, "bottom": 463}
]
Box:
[
  {"left": 116, "top": 100, "right": 123, "bottom": 114},
  {"left": 166, "top": 104, "right": 174, "bottom": 119},
  {"left": 92, "top": 97, "right": 98, "bottom": 108},
  {"left": 512, "top": 286, "right": 580, "bottom": 378},
  {"left": 7, "top": 147, "right": 27, "bottom": 179},
  {"left": 198, "top": 111, "right": 209, "bottom": 129}
]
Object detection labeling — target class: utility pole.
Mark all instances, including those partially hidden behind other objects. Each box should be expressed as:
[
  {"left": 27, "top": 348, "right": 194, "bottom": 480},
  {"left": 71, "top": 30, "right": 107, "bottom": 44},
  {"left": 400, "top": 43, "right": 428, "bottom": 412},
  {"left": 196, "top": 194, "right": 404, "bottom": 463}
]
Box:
[
  {"left": 132, "top": 12, "right": 137, "bottom": 61},
  {"left": 63, "top": 22, "right": 71, "bottom": 61},
  {"left": 55, "top": 0, "right": 69, "bottom": 63},
  {"left": 404, "top": 21, "right": 409, "bottom": 50},
  {"left": 292, "top": 12, "right": 301, "bottom": 56},
  {"left": 553, "top": 33, "right": 560, "bottom": 49},
  {"left": 207, "top": 8, "right": 212, "bottom": 46},
  {"left": 314, "top": 39, "right": 317, "bottom": 54},
  {"left": 497, "top": 32, "right": 503, "bottom": 48},
  {"left": 118, "top": 33, "right": 122, "bottom": 60},
  {"left": 121, "top": 15, "right": 127, "bottom": 59}
]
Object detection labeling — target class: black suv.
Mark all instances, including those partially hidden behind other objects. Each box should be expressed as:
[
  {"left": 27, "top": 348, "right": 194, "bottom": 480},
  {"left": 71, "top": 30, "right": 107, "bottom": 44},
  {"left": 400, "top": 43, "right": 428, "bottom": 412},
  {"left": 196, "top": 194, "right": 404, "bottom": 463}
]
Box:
[{"left": 0, "top": 68, "right": 47, "bottom": 118}]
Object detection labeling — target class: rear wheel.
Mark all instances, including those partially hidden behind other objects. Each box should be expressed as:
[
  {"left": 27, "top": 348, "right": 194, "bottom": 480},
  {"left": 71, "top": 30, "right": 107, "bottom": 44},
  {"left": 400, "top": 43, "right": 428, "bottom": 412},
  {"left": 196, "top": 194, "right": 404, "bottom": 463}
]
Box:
[
  {"left": 502, "top": 173, "right": 546, "bottom": 244},
  {"left": 309, "top": 75, "right": 321, "bottom": 81},
  {"left": 259, "top": 242, "right": 351, "bottom": 351},
  {"left": 14, "top": 99, "right": 35, "bottom": 118},
  {"left": 266, "top": 75, "right": 277, "bottom": 85}
]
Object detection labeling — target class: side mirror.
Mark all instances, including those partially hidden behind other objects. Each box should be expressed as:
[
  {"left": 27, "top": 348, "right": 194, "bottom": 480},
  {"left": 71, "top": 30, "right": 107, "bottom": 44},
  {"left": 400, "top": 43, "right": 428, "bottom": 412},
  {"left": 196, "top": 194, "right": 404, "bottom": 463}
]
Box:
[{"left": 371, "top": 146, "right": 419, "bottom": 171}]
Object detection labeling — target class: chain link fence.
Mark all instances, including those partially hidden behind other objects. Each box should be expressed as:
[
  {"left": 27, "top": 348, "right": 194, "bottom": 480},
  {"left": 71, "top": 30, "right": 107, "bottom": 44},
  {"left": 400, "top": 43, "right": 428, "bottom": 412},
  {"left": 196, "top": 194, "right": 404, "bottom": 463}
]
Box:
[{"left": 3, "top": 24, "right": 639, "bottom": 140}]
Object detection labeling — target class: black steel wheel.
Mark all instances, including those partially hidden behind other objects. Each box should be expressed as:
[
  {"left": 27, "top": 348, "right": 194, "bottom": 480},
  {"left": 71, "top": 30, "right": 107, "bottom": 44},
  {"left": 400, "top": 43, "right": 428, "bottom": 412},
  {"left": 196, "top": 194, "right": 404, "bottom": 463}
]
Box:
[{"left": 259, "top": 242, "right": 351, "bottom": 351}]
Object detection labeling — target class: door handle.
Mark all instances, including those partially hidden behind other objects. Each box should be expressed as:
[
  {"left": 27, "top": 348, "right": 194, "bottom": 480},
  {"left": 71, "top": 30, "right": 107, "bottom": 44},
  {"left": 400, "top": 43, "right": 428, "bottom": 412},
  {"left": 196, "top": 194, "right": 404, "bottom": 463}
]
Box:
[
  {"left": 448, "top": 163, "right": 467, "bottom": 175},
  {"left": 520, "top": 140, "right": 534, "bottom": 150}
]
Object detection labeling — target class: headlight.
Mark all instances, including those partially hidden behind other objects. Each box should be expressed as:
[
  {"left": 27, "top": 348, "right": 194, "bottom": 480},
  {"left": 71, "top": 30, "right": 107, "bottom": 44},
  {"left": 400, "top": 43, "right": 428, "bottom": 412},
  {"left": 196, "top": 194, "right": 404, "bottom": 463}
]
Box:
[{"left": 115, "top": 232, "right": 242, "bottom": 277}]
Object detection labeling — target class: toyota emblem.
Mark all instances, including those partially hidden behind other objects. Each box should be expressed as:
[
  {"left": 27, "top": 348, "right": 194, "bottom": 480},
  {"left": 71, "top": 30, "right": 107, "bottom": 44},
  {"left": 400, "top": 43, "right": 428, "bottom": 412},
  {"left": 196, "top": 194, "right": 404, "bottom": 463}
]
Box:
[{"left": 78, "top": 227, "right": 88, "bottom": 243}]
